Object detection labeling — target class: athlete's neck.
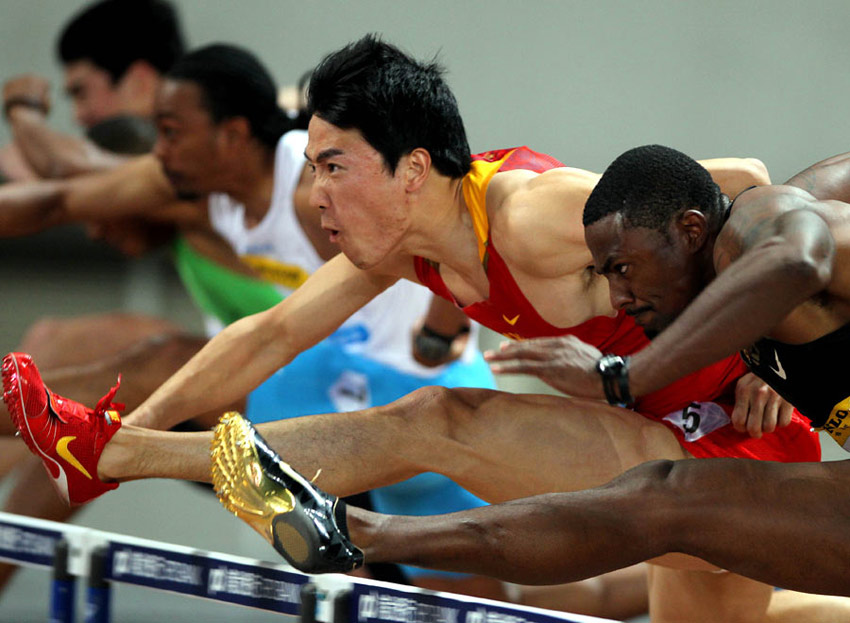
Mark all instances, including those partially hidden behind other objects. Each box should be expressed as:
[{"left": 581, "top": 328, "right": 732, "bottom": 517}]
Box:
[
  {"left": 405, "top": 172, "right": 483, "bottom": 280},
  {"left": 224, "top": 146, "right": 277, "bottom": 227}
]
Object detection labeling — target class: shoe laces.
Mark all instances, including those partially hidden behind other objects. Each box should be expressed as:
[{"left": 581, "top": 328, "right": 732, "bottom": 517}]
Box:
[{"left": 92, "top": 374, "right": 125, "bottom": 416}]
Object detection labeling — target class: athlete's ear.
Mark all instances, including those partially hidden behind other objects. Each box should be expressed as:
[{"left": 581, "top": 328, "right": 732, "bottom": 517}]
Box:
[
  {"left": 118, "top": 60, "right": 159, "bottom": 100},
  {"left": 218, "top": 117, "right": 251, "bottom": 149},
  {"left": 677, "top": 209, "right": 710, "bottom": 252},
  {"left": 403, "top": 148, "right": 431, "bottom": 192}
]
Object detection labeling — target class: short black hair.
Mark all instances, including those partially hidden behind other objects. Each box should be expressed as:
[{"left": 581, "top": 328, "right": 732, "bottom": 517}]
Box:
[
  {"left": 58, "top": 0, "right": 185, "bottom": 81},
  {"left": 583, "top": 145, "right": 722, "bottom": 233},
  {"left": 167, "top": 44, "right": 292, "bottom": 150},
  {"left": 307, "top": 34, "right": 471, "bottom": 178}
]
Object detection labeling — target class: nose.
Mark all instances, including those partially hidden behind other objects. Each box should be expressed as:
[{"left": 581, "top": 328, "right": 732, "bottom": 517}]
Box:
[
  {"left": 608, "top": 277, "right": 634, "bottom": 311},
  {"left": 152, "top": 136, "right": 168, "bottom": 162},
  {"left": 309, "top": 175, "right": 329, "bottom": 210}
]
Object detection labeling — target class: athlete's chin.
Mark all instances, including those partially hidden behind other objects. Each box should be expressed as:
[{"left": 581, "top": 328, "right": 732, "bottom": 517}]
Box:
[
  {"left": 340, "top": 240, "right": 394, "bottom": 271},
  {"left": 341, "top": 246, "right": 377, "bottom": 271},
  {"left": 641, "top": 315, "right": 675, "bottom": 340}
]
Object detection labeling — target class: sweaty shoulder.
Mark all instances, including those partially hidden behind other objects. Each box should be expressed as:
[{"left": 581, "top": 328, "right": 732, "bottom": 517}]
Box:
[{"left": 487, "top": 167, "right": 601, "bottom": 277}]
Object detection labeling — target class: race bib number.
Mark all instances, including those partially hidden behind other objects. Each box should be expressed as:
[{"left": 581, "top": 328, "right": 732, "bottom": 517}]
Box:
[
  {"left": 818, "top": 396, "right": 850, "bottom": 452},
  {"left": 663, "top": 401, "right": 730, "bottom": 442}
]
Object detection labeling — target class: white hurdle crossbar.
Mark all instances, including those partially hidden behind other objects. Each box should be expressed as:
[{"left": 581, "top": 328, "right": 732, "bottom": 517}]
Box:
[{"left": 0, "top": 510, "right": 622, "bottom": 623}]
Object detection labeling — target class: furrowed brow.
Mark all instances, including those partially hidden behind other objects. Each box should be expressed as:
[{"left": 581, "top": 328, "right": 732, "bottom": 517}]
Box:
[{"left": 308, "top": 148, "right": 344, "bottom": 163}]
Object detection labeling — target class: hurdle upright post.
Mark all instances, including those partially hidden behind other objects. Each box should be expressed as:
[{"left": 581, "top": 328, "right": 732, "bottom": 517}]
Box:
[
  {"left": 85, "top": 545, "right": 111, "bottom": 623},
  {"left": 49, "top": 538, "right": 75, "bottom": 623}
]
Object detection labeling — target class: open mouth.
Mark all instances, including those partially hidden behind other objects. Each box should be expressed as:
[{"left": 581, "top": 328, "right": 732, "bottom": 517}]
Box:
[{"left": 321, "top": 221, "right": 340, "bottom": 242}]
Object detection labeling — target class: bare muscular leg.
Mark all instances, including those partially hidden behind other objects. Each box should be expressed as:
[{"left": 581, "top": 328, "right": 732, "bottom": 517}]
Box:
[
  {"left": 507, "top": 564, "right": 649, "bottom": 621},
  {"left": 18, "top": 383, "right": 847, "bottom": 620},
  {"left": 101, "top": 388, "right": 784, "bottom": 623},
  {"left": 344, "top": 458, "right": 850, "bottom": 598},
  {"left": 103, "top": 386, "right": 690, "bottom": 497},
  {"left": 0, "top": 313, "right": 238, "bottom": 594}
]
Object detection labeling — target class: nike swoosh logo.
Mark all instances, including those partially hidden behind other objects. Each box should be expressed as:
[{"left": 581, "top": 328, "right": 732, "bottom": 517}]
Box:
[
  {"left": 503, "top": 314, "right": 520, "bottom": 326},
  {"left": 56, "top": 436, "right": 93, "bottom": 480},
  {"left": 768, "top": 350, "right": 787, "bottom": 380}
]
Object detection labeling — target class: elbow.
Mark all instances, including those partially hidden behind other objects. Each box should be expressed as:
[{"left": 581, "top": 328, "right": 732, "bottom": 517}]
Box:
[
  {"left": 777, "top": 247, "right": 832, "bottom": 295},
  {"left": 745, "top": 158, "right": 771, "bottom": 186}
]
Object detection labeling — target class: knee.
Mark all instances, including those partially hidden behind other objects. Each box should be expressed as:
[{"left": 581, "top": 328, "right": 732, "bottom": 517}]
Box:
[
  {"left": 389, "top": 385, "right": 490, "bottom": 438},
  {"left": 616, "top": 459, "right": 677, "bottom": 496},
  {"left": 391, "top": 385, "right": 461, "bottom": 428},
  {"left": 633, "top": 418, "right": 688, "bottom": 464}
]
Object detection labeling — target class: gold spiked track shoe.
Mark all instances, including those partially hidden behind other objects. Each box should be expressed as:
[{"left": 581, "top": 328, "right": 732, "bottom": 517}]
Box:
[{"left": 211, "top": 412, "right": 364, "bottom": 574}]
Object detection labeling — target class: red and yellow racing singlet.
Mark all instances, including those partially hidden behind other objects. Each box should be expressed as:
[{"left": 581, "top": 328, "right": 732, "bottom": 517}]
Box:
[{"left": 413, "top": 147, "right": 820, "bottom": 463}]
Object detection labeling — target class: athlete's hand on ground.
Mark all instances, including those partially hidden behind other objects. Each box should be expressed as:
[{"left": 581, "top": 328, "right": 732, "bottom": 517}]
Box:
[
  {"left": 731, "top": 372, "right": 794, "bottom": 438},
  {"left": 3, "top": 74, "right": 51, "bottom": 118},
  {"left": 484, "top": 336, "right": 605, "bottom": 399}
]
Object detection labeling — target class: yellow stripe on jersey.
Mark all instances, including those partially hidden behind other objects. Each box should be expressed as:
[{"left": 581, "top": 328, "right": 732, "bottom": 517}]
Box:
[
  {"left": 241, "top": 255, "right": 310, "bottom": 290},
  {"left": 461, "top": 151, "right": 515, "bottom": 263}
]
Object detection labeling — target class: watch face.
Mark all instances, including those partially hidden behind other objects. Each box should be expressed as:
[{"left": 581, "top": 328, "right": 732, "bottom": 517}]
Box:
[{"left": 598, "top": 355, "right": 623, "bottom": 374}]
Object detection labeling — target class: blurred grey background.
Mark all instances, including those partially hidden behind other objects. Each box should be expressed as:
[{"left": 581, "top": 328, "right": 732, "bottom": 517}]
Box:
[{"left": 1, "top": 1, "right": 848, "bottom": 620}]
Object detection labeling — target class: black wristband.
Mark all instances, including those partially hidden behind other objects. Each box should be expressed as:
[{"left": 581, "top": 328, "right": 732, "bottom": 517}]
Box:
[
  {"left": 4, "top": 96, "right": 47, "bottom": 120},
  {"left": 596, "top": 354, "right": 634, "bottom": 407},
  {"left": 414, "top": 325, "right": 469, "bottom": 361}
]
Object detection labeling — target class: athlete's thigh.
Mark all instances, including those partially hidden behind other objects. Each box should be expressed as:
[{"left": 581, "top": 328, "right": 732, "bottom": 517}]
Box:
[
  {"left": 648, "top": 565, "right": 772, "bottom": 623},
  {"left": 19, "top": 312, "right": 182, "bottom": 368},
  {"left": 443, "top": 388, "right": 689, "bottom": 497}
]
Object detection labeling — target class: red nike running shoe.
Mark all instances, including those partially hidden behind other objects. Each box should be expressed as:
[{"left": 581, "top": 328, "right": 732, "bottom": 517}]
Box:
[{"left": 2, "top": 352, "right": 123, "bottom": 506}]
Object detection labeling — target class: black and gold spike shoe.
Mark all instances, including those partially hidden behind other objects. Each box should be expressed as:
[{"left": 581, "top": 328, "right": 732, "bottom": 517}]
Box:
[{"left": 211, "top": 412, "right": 364, "bottom": 574}]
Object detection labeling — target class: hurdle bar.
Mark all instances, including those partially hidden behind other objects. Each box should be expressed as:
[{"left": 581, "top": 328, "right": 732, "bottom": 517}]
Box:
[{"left": 0, "top": 511, "right": 622, "bottom": 623}]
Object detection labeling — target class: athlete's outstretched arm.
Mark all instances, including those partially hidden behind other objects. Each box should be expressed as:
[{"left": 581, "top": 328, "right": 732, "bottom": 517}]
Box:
[
  {"left": 3, "top": 74, "right": 127, "bottom": 178},
  {"left": 489, "top": 185, "right": 836, "bottom": 400},
  {"left": 6, "top": 107, "right": 127, "bottom": 179},
  {"left": 125, "top": 254, "right": 400, "bottom": 430},
  {"left": 351, "top": 457, "right": 850, "bottom": 596},
  {"left": 0, "top": 155, "right": 181, "bottom": 236}
]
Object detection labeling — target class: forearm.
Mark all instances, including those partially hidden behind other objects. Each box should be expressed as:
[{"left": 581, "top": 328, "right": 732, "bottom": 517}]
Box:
[
  {"left": 630, "top": 245, "right": 826, "bottom": 397},
  {"left": 700, "top": 157, "right": 771, "bottom": 198},
  {"left": 8, "top": 107, "right": 124, "bottom": 178},
  {"left": 0, "top": 180, "right": 66, "bottom": 235},
  {"left": 128, "top": 311, "right": 293, "bottom": 430},
  {"left": 421, "top": 296, "right": 469, "bottom": 336},
  {"left": 413, "top": 296, "right": 470, "bottom": 366}
]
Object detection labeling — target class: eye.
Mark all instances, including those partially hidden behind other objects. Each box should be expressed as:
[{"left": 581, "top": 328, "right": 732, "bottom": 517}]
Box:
[
  {"left": 307, "top": 163, "right": 316, "bottom": 175},
  {"left": 614, "top": 263, "right": 629, "bottom": 276},
  {"left": 157, "top": 123, "right": 178, "bottom": 140},
  {"left": 327, "top": 163, "right": 340, "bottom": 173}
]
